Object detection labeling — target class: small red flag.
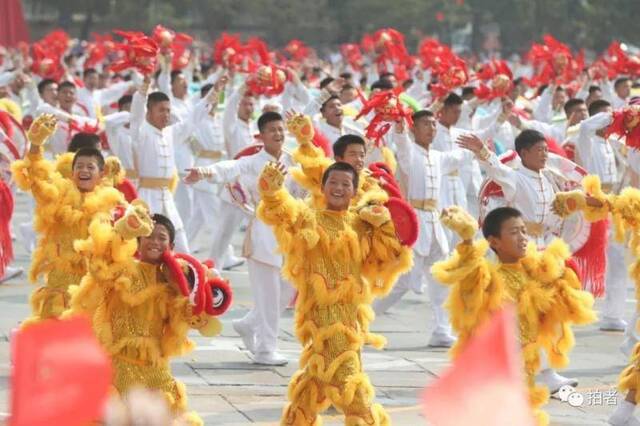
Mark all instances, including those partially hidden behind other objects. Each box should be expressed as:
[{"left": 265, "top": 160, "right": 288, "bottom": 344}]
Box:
[
  {"left": 10, "top": 316, "right": 112, "bottom": 426},
  {"left": 422, "top": 305, "right": 535, "bottom": 426}
]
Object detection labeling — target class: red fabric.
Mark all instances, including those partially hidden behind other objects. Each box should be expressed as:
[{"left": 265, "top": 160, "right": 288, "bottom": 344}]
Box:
[
  {"left": 311, "top": 126, "right": 332, "bottom": 157},
  {"left": 205, "top": 277, "right": 233, "bottom": 316},
  {"left": 10, "top": 317, "right": 112, "bottom": 426},
  {"left": 169, "top": 252, "right": 206, "bottom": 315},
  {"left": 115, "top": 179, "right": 138, "bottom": 203},
  {"left": 385, "top": 197, "right": 419, "bottom": 247},
  {"left": 0, "top": 0, "right": 29, "bottom": 48},
  {"left": 422, "top": 306, "right": 535, "bottom": 426},
  {"left": 0, "top": 179, "right": 14, "bottom": 278},
  {"left": 572, "top": 219, "right": 608, "bottom": 298}
]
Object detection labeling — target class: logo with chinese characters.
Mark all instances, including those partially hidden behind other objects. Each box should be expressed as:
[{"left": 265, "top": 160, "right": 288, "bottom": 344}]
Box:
[{"left": 558, "top": 385, "right": 618, "bottom": 407}]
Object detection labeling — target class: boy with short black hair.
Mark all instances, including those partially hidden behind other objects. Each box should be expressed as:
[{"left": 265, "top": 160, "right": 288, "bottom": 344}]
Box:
[
  {"left": 10, "top": 114, "right": 124, "bottom": 326},
  {"left": 432, "top": 205, "right": 595, "bottom": 426},
  {"left": 257, "top": 160, "right": 411, "bottom": 425}
]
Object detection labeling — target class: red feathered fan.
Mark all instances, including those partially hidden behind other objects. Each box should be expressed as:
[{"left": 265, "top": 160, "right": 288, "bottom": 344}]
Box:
[{"left": 355, "top": 88, "right": 413, "bottom": 146}]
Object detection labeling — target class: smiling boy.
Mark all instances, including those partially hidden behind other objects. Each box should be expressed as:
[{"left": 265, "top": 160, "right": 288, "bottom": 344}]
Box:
[
  {"left": 432, "top": 205, "right": 595, "bottom": 425},
  {"left": 10, "top": 114, "right": 124, "bottom": 326},
  {"left": 256, "top": 161, "right": 412, "bottom": 425}
]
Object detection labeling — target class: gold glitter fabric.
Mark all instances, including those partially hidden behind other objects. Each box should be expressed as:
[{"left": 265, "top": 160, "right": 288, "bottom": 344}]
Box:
[
  {"left": 11, "top": 149, "right": 124, "bottom": 327},
  {"left": 65, "top": 214, "right": 218, "bottom": 426},
  {"left": 432, "top": 239, "right": 596, "bottom": 426},
  {"left": 258, "top": 182, "right": 412, "bottom": 426}
]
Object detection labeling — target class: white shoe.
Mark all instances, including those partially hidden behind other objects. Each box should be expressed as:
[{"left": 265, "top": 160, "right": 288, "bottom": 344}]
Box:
[
  {"left": 251, "top": 351, "right": 288, "bottom": 366},
  {"left": 621, "top": 337, "right": 639, "bottom": 358},
  {"left": 601, "top": 318, "right": 628, "bottom": 332},
  {"left": 18, "top": 223, "right": 35, "bottom": 254},
  {"left": 609, "top": 414, "right": 640, "bottom": 425},
  {"left": 0, "top": 267, "right": 23, "bottom": 284},
  {"left": 536, "top": 369, "right": 578, "bottom": 394},
  {"left": 223, "top": 255, "right": 245, "bottom": 271},
  {"left": 428, "top": 332, "right": 456, "bottom": 348},
  {"left": 232, "top": 320, "right": 256, "bottom": 353},
  {"left": 410, "top": 280, "right": 425, "bottom": 294}
]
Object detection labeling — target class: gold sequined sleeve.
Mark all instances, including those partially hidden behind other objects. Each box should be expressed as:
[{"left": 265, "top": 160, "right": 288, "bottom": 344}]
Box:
[{"left": 431, "top": 240, "right": 504, "bottom": 357}]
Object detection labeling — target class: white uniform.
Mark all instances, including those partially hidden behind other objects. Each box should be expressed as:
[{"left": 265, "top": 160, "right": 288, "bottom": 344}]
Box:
[
  {"left": 373, "top": 130, "right": 464, "bottom": 338},
  {"left": 478, "top": 151, "right": 559, "bottom": 247},
  {"left": 187, "top": 113, "right": 226, "bottom": 245},
  {"left": 201, "top": 148, "right": 300, "bottom": 354},
  {"left": 130, "top": 91, "right": 209, "bottom": 253},
  {"left": 104, "top": 111, "right": 135, "bottom": 179},
  {"left": 76, "top": 81, "right": 133, "bottom": 118},
  {"left": 158, "top": 69, "right": 197, "bottom": 236},
  {"left": 35, "top": 103, "right": 96, "bottom": 157},
  {"left": 576, "top": 111, "right": 628, "bottom": 323}
]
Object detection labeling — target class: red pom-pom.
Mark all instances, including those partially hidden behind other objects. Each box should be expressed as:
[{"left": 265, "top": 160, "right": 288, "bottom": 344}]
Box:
[{"left": 385, "top": 197, "right": 419, "bottom": 246}]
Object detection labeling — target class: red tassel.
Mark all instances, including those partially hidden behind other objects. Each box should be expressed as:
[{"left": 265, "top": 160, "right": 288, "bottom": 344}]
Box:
[
  {"left": 0, "top": 180, "right": 14, "bottom": 278},
  {"left": 311, "top": 126, "right": 332, "bottom": 157},
  {"left": 572, "top": 219, "right": 608, "bottom": 298}
]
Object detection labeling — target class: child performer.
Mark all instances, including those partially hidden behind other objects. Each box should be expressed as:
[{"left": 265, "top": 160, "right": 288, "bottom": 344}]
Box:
[
  {"left": 10, "top": 114, "right": 124, "bottom": 326},
  {"left": 67, "top": 203, "right": 229, "bottom": 426},
  {"left": 257, "top": 161, "right": 412, "bottom": 425},
  {"left": 432, "top": 205, "right": 596, "bottom": 425}
]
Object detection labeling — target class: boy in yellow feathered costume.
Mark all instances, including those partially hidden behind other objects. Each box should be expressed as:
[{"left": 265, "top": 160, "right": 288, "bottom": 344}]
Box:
[
  {"left": 67, "top": 204, "right": 223, "bottom": 426},
  {"left": 432, "top": 205, "right": 596, "bottom": 426},
  {"left": 10, "top": 114, "right": 124, "bottom": 326},
  {"left": 256, "top": 160, "right": 412, "bottom": 425},
  {"left": 553, "top": 176, "right": 640, "bottom": 425},
  {"left": 285, "top": 112, "right": 391, "bottom": 209}
]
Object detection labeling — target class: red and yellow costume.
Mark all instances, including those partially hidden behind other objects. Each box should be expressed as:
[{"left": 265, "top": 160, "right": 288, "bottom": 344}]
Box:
[
  {"left": 67, "top": 202, "right": 222, "bottom": 426},
  {"left": 10, "top": 114, "right": 123, "bottom": 326},
  {"left": 431, "top": 206, "right": 596, "bottom": 426},
  {"left": 256, "top": 162, "right": 412, "bottom": 425}
]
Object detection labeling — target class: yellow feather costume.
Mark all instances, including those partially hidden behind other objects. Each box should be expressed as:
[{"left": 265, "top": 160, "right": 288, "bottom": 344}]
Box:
[
  {"left": 66, "top": 206, "right": 220, "bottom": 426},
  {"left": 557, "top": 176, "right": 640, "bottom": 403},
  {"left": 256, "top": 163, "right": 412, "bottom": 425},
  {"left": 431, "top": 207, "right": 596, "bottom": 426},
  {"left": 287, "top": 114, "right": 390, "bottom": 209},
  {"left": 10, "top": 138, "right": 124, "bottom": 327}
]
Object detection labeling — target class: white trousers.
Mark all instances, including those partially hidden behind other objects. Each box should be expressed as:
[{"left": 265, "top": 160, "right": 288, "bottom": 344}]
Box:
[
  {"left": 187, "top": 189, "right": 220, "bottom": 243},
  {"left": 372, "top": 245, "right": 450, "bottom": 335},
  {"left": 174, "top": 228, "right": 189, "bottom": 254},
  {"left": 208, "top": 200, "right": 245, "bottom": 267},
  {"left": 603, "top": 240, "right": 631, "bottom": 320},
  {"left": 174, "top": 180, "right": 194, "bottom": 238},
  {"left": 238, "top": 259, "right": 294, "bottom": 354}
]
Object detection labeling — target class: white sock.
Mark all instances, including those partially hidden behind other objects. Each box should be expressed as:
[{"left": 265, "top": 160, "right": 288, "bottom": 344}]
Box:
[{"left": 610, "top": 399, "right": 636, "bottom": 424}]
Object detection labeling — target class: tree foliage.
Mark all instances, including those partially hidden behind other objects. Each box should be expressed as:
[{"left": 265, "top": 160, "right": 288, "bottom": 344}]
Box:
[{"left": 24, "top": 0, "right": 640, "bottom": 53}]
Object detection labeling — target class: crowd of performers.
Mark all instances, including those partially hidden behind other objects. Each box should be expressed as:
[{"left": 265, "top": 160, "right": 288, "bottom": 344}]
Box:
[{"left": 4, "top": 26, "right": 640, "bottom": 425}]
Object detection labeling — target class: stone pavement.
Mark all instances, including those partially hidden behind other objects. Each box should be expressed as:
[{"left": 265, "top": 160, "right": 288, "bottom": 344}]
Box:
[{"left": 0, "top": 192, "right": 634, "bottom": 425}]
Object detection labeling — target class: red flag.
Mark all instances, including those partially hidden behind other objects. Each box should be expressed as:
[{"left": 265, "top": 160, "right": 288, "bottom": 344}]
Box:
[
  {"left": 422, "top": 306, "right": 535, "bottom": 426},
  {"left": 10, "top": 317, "right": 112, "bottom": 426}
]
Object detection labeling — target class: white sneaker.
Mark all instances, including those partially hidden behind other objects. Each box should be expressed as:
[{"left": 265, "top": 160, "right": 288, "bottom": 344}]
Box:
[
  {"left": 609, "top": 414, "right": 640, "bottom": 425},
  {"left": 536, "top": 369, "right": 578, "bottom": 394},
  {"left": 0, "top": 267, "right": 23, "bottom": 284},
  {"left": 601, "top": 317, "right": 628, "bottom": 332},
  {"left": 232, "top": 319, "right": 256, "bottom": 353},
  {"left": 223, "top": 255, "right": 245, "bottom": 271},
  {"left": 621, "top": 337, "right": 639, "bottom": 358},
  {"left": 251, "top": 351, "right": 288, "bottom": 366},
  {"left": 428, "top": 332, "right": 456, "bottom": 348}
]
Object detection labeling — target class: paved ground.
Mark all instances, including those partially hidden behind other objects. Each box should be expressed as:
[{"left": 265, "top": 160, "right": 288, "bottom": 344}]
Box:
[{"left": 0, "top": 192, "right": 636, "bottom": 425}]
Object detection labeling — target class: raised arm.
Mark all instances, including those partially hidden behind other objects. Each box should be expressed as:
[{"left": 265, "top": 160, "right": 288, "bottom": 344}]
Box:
[
  {"left": 130, "top": 77, "right": 149, "bottom": 142},
  {"left": 430, "top": 206, "right": 500, "bottom": 358},
  {"left": 257, "top": 162, "right": 318, "bottom": 273},
  {"left": 10, "top": 114, "right": 65, "bottom": 206},
  {"left": 286, "top": 113, "right": 332, "bottom": 201},
  {"left": 456, "top": 133, "right": 518, "bottom": 201}
]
